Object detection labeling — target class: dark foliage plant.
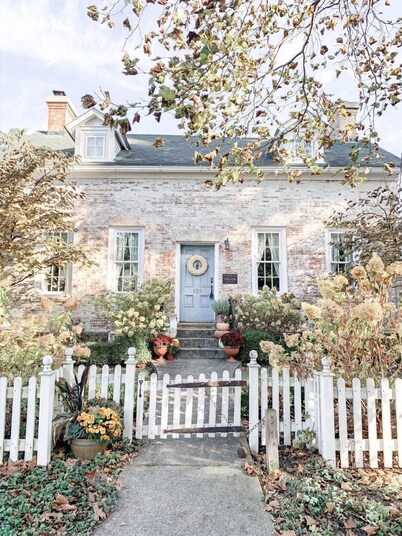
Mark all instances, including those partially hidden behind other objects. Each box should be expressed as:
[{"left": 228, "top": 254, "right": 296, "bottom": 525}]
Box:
[
  {"left": 238, "top": 330, "right": 279, "bottom": 365},
  {"left": 220, "top": 330, "right": 245, "bottom": 348}
]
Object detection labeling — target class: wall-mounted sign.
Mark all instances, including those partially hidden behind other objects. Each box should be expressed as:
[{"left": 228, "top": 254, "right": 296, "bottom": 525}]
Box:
[{"left": 222, "top": 274, "right": 238, "bottom": 284}]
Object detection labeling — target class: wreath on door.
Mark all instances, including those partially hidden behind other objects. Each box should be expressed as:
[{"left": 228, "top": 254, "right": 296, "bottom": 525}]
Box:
[{"left": 187, "top": 255, "right": 208, "bottom": 276}]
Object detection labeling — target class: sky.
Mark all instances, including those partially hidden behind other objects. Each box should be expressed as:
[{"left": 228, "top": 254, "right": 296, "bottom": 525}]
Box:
[{"left": 0, "top": 0, "right": 401, "bottom": 158}]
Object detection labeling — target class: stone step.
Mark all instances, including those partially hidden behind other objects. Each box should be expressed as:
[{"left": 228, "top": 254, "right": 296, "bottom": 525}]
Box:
[
  {"left": 177, "top": 323, "right": 215, "bottom": 329},
  {"left": 179, "top": 337, "right": 219, "bottom": 349},
  {"left": 177, "top": 348, "right": 226, "bottom": 360},
  {"left": 176, "top": 329, "right": 215, "bottom": 339}
]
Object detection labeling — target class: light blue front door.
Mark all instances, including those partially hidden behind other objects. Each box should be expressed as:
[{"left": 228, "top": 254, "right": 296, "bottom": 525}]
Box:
[{"left": 180, "top": 245, "right": 215, "bottom": 323}]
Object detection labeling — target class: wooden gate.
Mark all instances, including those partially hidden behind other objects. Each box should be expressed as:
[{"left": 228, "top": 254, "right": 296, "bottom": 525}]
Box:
[{"left": 135, "top": 369, "right": 245, "bottom": 439}]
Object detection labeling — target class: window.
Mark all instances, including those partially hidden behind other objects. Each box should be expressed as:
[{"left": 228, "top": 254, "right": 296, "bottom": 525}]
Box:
[
  {"left": 110, "top": 229, "right": 144, "bottom": 292},
  {"left": 253, "top": 229, "right": 287, "bottom": 293},
  {"left": 44, "top": 232, "right": 72, "bottom": 294},
  {"left": 326, "top": 230, "right": 353, "bottom": 273},
  {"left": 85, "top": 136, "right": 105, "bottom": 158}
]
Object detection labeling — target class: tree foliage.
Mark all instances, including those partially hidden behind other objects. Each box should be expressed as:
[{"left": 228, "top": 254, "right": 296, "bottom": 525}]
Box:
[
  {"left": 327, "top": 185, "right": 402, "bottom": 266},
  {"left": 85, "top": 0, "right": 401, "bottom": 188},
  {"left": 0, "top": 131, "right": 91, "bottom": 288}
]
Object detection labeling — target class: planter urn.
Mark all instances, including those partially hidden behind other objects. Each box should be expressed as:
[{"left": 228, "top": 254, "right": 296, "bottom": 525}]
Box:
[{"left": 70, "top": 439, "right": 105, "bottom": 459}]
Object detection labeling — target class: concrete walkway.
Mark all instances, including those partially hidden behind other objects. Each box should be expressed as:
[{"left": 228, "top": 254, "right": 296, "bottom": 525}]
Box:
[{"left": 95, "top": 436, "right": 274, "bottom": 536}]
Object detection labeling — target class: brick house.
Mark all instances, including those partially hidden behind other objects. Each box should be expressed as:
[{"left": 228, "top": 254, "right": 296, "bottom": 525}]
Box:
[{"left": 26, "top": 92, "right": 399, "bottom": 335}]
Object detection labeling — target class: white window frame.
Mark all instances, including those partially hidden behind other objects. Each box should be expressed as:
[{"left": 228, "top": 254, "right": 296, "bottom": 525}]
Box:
[
  {"left": 252, "top": 228, "right": 288, "bottom": 295},
  {"left": 108, "top": 228, "right": 144, "bottom": 292},
  {"left": 285, "top": 133, "right": 325, "bottom": 164},
  {"left": 325, "top": 229, "right": 354, "bottom": 273},
  {"left": 38, "top": 231, "right": 73, "bottom": 296},
  {"left": 84, "top": 134, "right": 106, "bottom": 159}
]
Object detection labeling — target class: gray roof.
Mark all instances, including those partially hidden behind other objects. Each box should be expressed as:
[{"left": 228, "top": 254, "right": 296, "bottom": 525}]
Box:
[{"left": 29, "top": 131, "right": 400, "bottom": 168}]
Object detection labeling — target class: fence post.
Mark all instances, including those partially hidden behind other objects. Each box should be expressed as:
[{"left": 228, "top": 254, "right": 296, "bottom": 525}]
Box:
[
  {"left": 318, "top": 357, "right": 336, "bottom": 467},
  {"left": 37, "top": 356, "right": 56, "bottom": 466},
  {"left": 62, "top": 347, "right": 75, "bottom": 385},
  {"left": 123, "top": 347, "right": 137, "bottom": 440},
  {"left": 265, "top": 408, "right": 279, "bottom": 473},
  {"left": 248, "top": 350, "right": 260, "bottom": 453}
]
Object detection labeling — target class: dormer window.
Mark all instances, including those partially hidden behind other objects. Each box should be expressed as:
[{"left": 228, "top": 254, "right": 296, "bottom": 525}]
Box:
[{"left": 85, "top": 135, "right": 105, "bottom": 158}]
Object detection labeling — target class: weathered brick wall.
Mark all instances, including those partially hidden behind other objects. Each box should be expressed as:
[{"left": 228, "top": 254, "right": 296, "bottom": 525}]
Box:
[{"left": 67, "top": 174, "right": 390, "bottom": 333}]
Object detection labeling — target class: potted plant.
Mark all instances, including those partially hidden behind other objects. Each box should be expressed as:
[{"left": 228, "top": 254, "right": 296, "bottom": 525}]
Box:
[
  {"left": 219, "top": 330, "right": 245, "bottom": 362},
  {"left": 210, "top": 299, "right": 230, "bottom": 328},
  {"left": 150, "top": 333, "right": 174, "bottom": 361},
  {"left": 66, "top": 399, "right": 123, "bottom": 459},
  {"left": 166, "top": 338, "right": 180, "bottom": 360},
  {"left": 53, "top": 366, "right": 123, "bottom": 459}
]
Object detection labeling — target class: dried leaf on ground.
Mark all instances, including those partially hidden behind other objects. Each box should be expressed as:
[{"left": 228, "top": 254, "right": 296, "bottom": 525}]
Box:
[
  {"left": 361, "top": 526, "right": 379, "bottom": 535},
  {"left": 93, "top": 503, "right": 107, "bottom": 521}
]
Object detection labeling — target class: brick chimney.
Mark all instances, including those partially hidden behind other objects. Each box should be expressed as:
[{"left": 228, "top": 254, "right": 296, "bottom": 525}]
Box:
[
  {"left": 46, "top": 91, "right": 77, "bottom": 134},
  {"left": 331, "top": 101, "right": 359, "bottom": 139}
]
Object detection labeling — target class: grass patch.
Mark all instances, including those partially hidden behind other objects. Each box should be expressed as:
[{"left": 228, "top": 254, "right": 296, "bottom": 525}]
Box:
[
  {"left": 252, "top": 447, "right": 402, "bottom": 535},
  {"left": 0, "top": 441, "right": 140, "bottom": 535}
]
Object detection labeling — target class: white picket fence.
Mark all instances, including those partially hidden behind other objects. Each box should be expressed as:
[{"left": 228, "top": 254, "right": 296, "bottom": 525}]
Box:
[
  {"left": 1, "top": 347, "right": 401, "bottom": 469},
  {"left": 0, "top": 348, "right": 137, "bottom": 466},
  {"left": 248, "top": 354, "right": 402, "bottom": 469}
]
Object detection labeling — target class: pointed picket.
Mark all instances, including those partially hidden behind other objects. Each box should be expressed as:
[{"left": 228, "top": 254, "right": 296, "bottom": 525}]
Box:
[
  {"left": 88, "top": 365, "right": 97, "bottom": 400},
  {"left": 208, "top": 372, "right": 218, "bottom": 437},
  {"left": 24, "top": 377, "right": 37, "bottom": 461},
  {"left": 160, "top": 374, "right": 170, "bottom": 439},
  {"left": 184, "top": 375, "right": 194, "bottom": 438},
  {"left": 396, "top": 378, "right": 402, "bottom": 469},
  {"left": 0, "top": 377, "right": 8, "bottom": 463},
  {"left": 196, "top": 373, "right": 206, "bottom": 438},
  {"left": 101, "top": 365, "right": 109, "bottom": 399},
  {"left": 148, "top": 373, "right": 158, "bottom": 439},
  {"left": 352, "top": 378, "right": 363, "bottom": 468},
  {"left": 337, "top": 378, "right": 349, "bottom": 468},
  {"left": 233, "top": 369, "right": 242, "bottom": 436},
  {"left": 366, "top": 378, "right": 378, "bottom": 469},
  {"left": 10, "top": 377, "right": 22, "bottom": 461},
  {"left": 113, "top": 365, "right": 122, "bottom": 404},
  {"left": 272, "top": 368, "right": 280, "bottom": 434},
  {"left": 172, "top": 374, "right": 182, "bottom": 438},
  {"left": 381, "top": 378, "right": 392, "bottom": 468},
  {"left": 260, "top": 368, "right": 268, "bottom": 446},
  {"left": 294, "top": 374, "right": 302, "bottom": 437},
  {"left": 283, "top": 368, "right": 291, "bottom": 445},
  {"left": 135, "top": 372, "right": 146, "bottom": 439},
  {"left": 77, "top": 364, "right": 86, "bottom": 383},
  {"left": 220, "top": 370, "right": 230, "bottom": 437}
]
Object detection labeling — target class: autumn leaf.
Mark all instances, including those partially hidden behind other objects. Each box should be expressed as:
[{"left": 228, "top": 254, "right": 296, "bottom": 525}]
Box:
[
  {"left": 344, "top": 517, "right": 357, "bottom": 529},
  {"left": 361, "top": 526, "right": 379, "bottom": 535},
  {"left": 341, "top": 482, "right": 353, "bottom": 492},
  {"left": 93, "top": 503, "right": 107, "bottom": 521}
]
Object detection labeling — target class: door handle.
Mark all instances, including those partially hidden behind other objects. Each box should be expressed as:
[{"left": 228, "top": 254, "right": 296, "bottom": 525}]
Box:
[{"left": 209, "top": 277, "right": 214, "bottom": 300}]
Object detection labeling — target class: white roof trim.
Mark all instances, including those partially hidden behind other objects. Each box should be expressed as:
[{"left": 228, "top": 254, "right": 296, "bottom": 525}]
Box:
[{"left": 65, "top": 108, "right": 130, "bottom": 150}]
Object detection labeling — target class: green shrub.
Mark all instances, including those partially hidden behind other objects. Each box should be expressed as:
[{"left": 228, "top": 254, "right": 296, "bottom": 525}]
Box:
[
  {"left": 84, "top": 334, "right": 152, "bottom": 366},
  {"left": 238, "top": 330, "right": 279, "bottom": 365}
]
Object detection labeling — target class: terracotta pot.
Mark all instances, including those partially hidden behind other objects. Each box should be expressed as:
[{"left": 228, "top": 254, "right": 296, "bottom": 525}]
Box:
[
  {"left": 70, "top": 439, "right": 105, "bottom": 459},
  {"left": 216, "top": 322, "right": 230, "bottom": 331},
  {"left": 166, "top": 354, "right": 174, "bottom": 361},
  {"left": 223, "top": 346, "right": 240, "bottom": 362},
  {"left": 153, "top": 345, "right": 168, "bottom": 362},
  {"left": 215, "top": 314, "right": 225, "bottom": 324},
  {"left": 214, "top": 329, "right": 230, "bottom": 339}
]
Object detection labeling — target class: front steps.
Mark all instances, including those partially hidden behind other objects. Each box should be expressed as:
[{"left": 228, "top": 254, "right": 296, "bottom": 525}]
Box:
[{"left": 176, "top": 323, "right": 226, "bottom": 360}]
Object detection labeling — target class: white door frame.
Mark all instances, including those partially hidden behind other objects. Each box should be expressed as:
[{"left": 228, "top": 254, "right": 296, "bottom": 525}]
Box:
[{"left": 175, "top": 242, "right": 220, "bottom": 323}]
